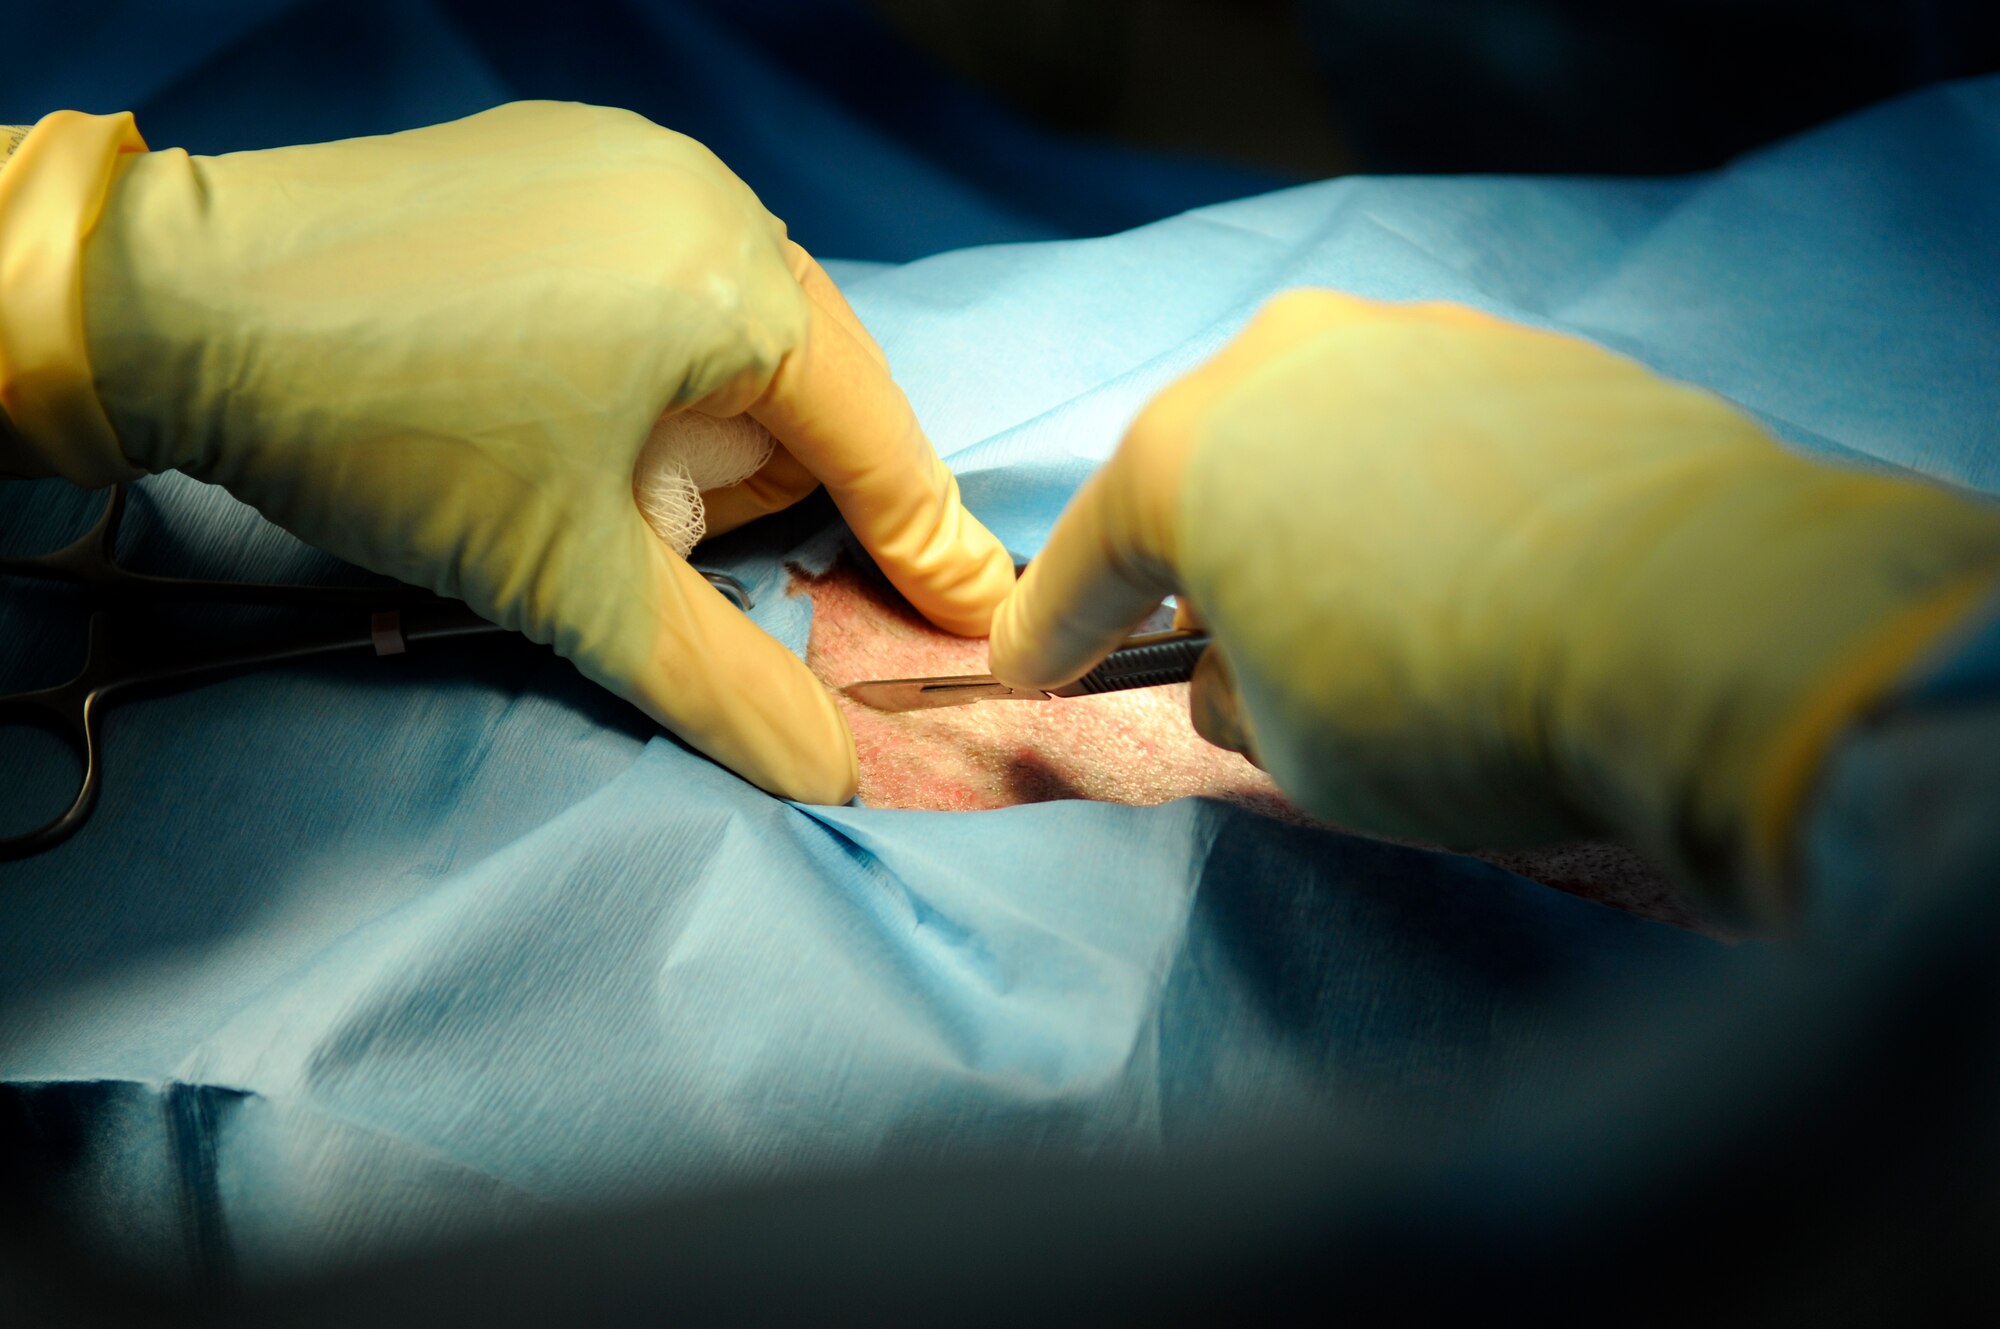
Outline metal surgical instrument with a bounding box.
[0,485,754,860]
[842,628,1210,712]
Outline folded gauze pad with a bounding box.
[633,409,778,557]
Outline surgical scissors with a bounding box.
[0,485,753,860]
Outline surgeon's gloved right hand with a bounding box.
[990,292,2000,927]
[0,103,1016,804]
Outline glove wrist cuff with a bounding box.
[1558,462,2000,928]
[0,110,149,485]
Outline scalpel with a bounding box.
[842,629,1209,713]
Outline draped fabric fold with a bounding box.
[2,3,1996,1288]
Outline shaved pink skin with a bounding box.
[799,556,1294,817]
[795,557,1714,936]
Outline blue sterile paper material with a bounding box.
[3,27,1997,1286]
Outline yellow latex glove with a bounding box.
[0,104,1015,804]
[991,292,2000,925]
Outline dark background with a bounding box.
[6,1,1997,261]
[5,3,1999,1321]
[877,0,2000,177]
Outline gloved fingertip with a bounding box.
[986,552,1160,692]
[761,683,860,805]
[915,538,1017,638]
[809,691,863,804]
[628,551,860,805]
[985,585,1048,691]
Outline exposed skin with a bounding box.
[799,553,1296,818]
[793,553,1716,936]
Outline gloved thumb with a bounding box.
[599,534,858,804]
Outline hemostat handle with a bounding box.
[1051,629,1211,697]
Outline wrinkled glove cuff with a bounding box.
[0,109,148,484]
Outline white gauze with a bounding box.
[633,410,777,558]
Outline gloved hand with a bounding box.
[990,292,2000,925]
[0,103,1015,803]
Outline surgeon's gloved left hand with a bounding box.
[0,103,1015,803]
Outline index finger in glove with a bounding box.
[741,251,1015,638]
[988,289,1471,691]
[985,291,1355,691]
[697,243,895,538]
[782,239,890,373]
